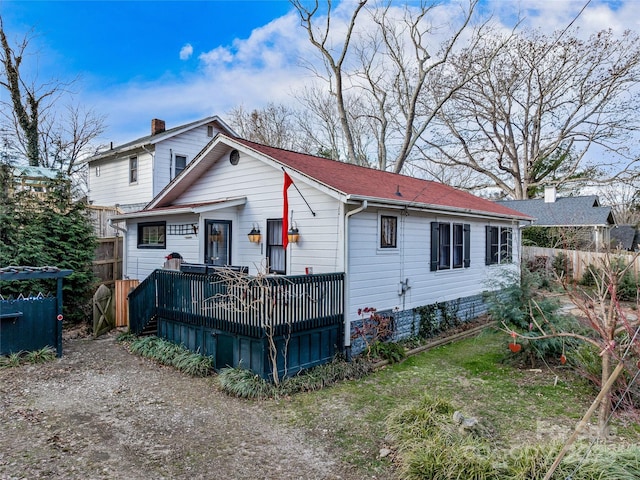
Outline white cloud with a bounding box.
[179,43,193,60]
[89,1,640,146]
[198,45,235,65]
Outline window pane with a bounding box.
[138,222,165,248]
[501,228,512,263]
[130,157,138,183]
[381,216,397,248]
[453,224,463,268]
[206,221,231,266]
[438,223,450,268]
[490,227,499,264]
[175,155,187,178]
[267,219,285,273]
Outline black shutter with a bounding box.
[464,224,471,268]
[485,226,492,265]
[430,222,439,271]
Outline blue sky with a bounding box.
[0,1,637,147]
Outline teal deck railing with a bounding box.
[128,269,344,339]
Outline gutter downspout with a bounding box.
[141,144,155,196]
[343,200,368,360]
[108,218,128,279]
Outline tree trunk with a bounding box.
[598,349,612,438]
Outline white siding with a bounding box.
[89,123,224,208]
[153,125,223,196]
[166,152,343,276]
[88,150,153,209]
[347,209,520,322]
[125,214,200,280]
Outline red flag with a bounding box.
[283,171,294,249]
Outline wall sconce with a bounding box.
[287,226,300,244]
[209,227,221,243]
[248,225,261,243]
[192,224,198,235]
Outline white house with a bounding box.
[84,116,236,214]
[113,134,531,354]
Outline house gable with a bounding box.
[86,117,236,210]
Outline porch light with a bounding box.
[248,226,261,243]
[287,226,300,244]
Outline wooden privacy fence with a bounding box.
[523,246,640,282]
[92,237,123,287]
[128,269,345,379]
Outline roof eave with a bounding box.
[345,194,533,222]
[112,197,247,220]
[82,116,235,164]
[111,206,194,220]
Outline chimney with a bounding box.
[151,118,166,135]
[544,186,557,203]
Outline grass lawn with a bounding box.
[270,327,640,477]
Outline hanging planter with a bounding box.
[508,330,521,352]
[560,340,567,364]
[509,342,522,353]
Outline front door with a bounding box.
[205,220,231,266]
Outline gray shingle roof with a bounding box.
[610,225,640,251]
[497,196,615,227]
[83,116,236,163]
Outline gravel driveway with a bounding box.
[0,332,365,480]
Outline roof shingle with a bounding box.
[235,138,529,220]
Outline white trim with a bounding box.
[346,195,532,222]
[377,212,400,253]
[112,197,247,220]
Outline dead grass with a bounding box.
[272,328,640,477]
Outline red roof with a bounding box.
[235,138,530,219]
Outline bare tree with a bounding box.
[226,103,316,153]
[39,103,106,172]
[0,15,105,180]
[0,16,59,166]
[506,250,640,440]
[599,181,640,226]
[292,0,486,173]
[423,29,640,199]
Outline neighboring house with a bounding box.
[610,225,640,251]
[8,166,60,197]
[84,116,236,215]
[498,187,615,251]
[113,134,531,354]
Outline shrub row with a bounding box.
[120,334,214,377]
[0,347,56,369]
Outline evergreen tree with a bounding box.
[0,170,96,323]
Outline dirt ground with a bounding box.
[0,331,368,480]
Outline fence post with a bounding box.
[56,277,64,357]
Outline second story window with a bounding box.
[174,154,187,179]
[129,156,138,183]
